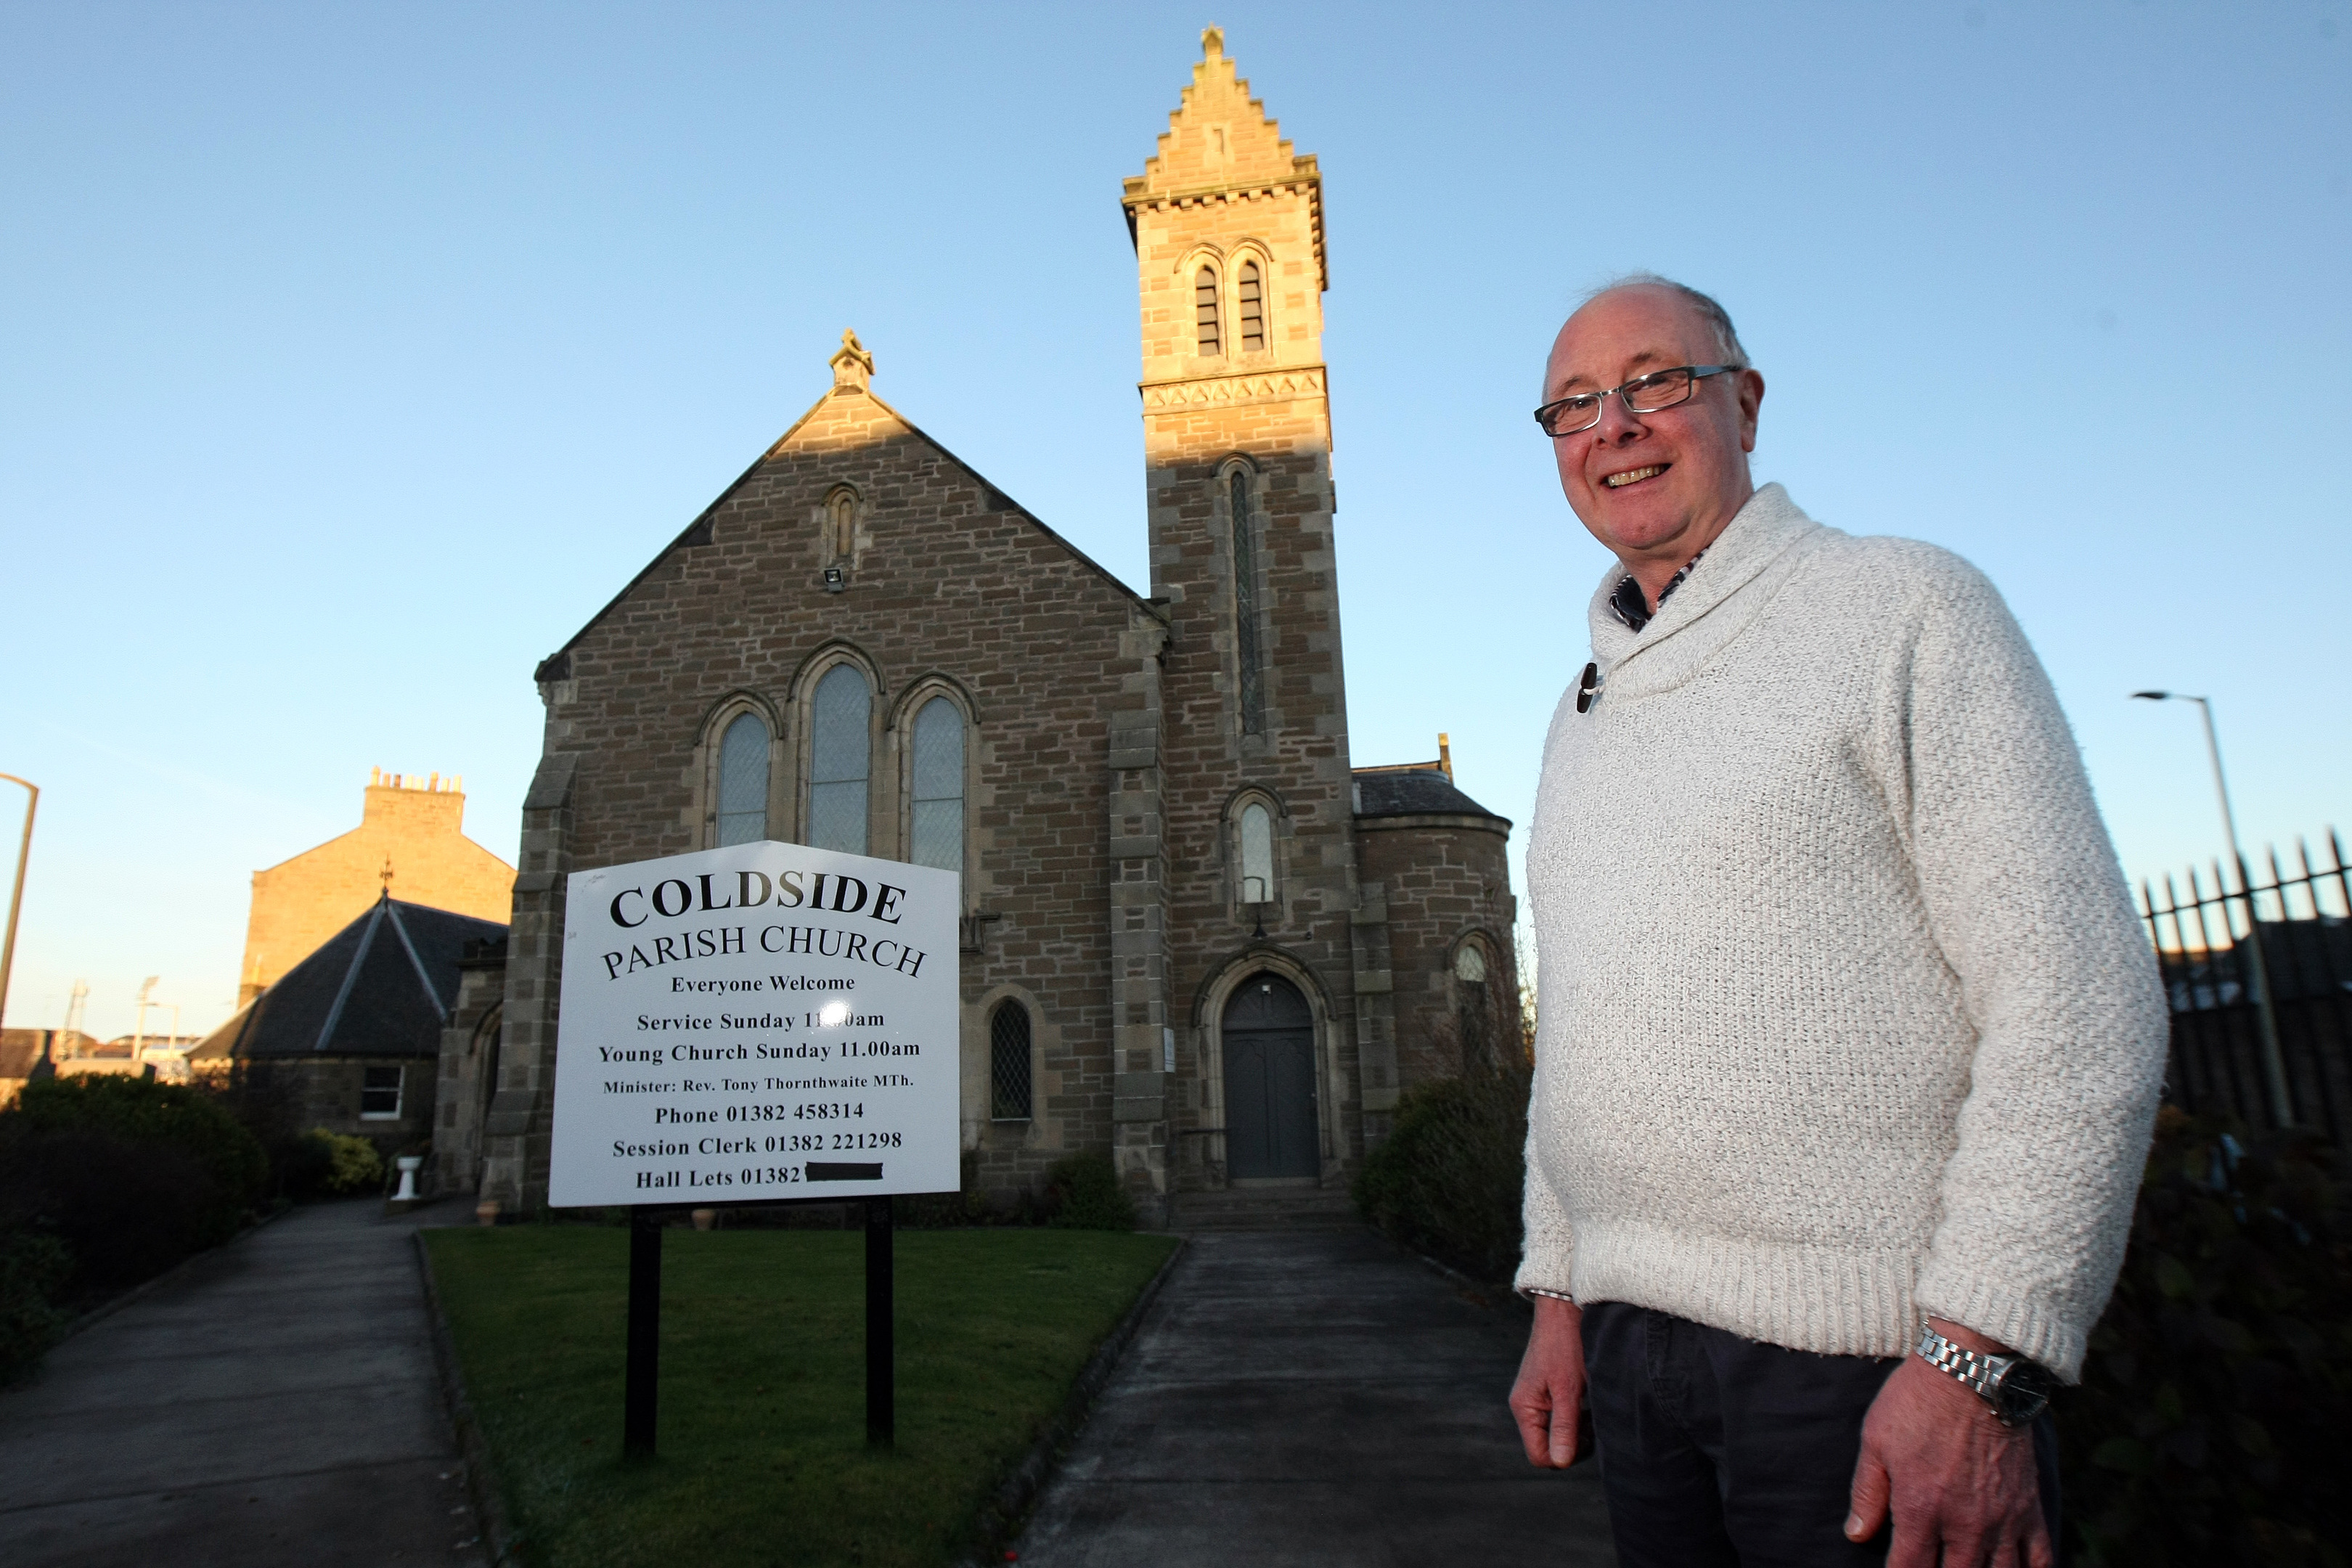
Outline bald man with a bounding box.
[1506,276,2167,1568]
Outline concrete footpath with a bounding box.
[1013,1228,1617,1567]
[0,1197,487,1567]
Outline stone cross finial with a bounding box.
[830,330,875,391]
[1201,24,1223,56]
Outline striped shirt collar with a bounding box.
[1608,549,1707,633]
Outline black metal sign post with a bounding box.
[618,1197,894,1459]
[866,1196,894,1447]
[624,1206,663,1457]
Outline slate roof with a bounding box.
[191,894,506,1060]
[1350,767,1510,826]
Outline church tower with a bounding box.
[1125,30,1365,1194]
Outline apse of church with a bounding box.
[446,30,1516,1223]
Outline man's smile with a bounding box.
[1604,463,1668,489]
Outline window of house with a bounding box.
[361,1064,403,1120]
[1195,266,1221,355]
[1238,801,1274,904]
[989,1001,1033,1121]
[716,712,769,846]
[909,696,965,873]
[1230,467,1264,733]
[1455,944,1487,984]
[809,663,871,854]
[1238,260,1265,351]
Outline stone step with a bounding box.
[1170,1186,1361,1232]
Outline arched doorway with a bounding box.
[1220,973,1318,1179]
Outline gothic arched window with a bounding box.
[1238,259,1265,351]
[808,664,871,854]
[1195,266,1221,355]
[1230,467,1264,734]
[825,487,858,559]
[908,695,965,873]
[715,712,769,846]
[989,1000,1033,1121]
[1238,801,1274,905]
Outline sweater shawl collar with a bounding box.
[1585,481,1829,701]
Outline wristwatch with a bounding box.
[1913,1322,2054,1427]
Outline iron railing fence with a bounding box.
[2141,828,2352,1146]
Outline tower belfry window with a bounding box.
[1196,266,1221,355]
[1230,468,1264,733]
[1238,261,1264,351]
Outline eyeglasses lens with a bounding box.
[1622,369,1696,415]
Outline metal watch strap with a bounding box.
[1914,1322,2007,1401]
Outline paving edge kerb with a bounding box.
[411,1228,1188,1568]
[963,1232,1190,1564]
[415,1232,528,1567]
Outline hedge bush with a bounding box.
[1045,1150,1138,1231]
[1352,1061,1530,1284]
[0,1229,72,1384]
[2057,1108,2351,1566]
[11,1074,267,1244]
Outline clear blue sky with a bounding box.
[4,1,2346,1040]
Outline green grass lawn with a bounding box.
[423,1225,1180,1568]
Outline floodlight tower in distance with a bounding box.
[0,774,35,1032]
[2131,691,2291,1125]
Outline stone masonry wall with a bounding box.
[490,372,1157,1214]
[1354,818,1520,1088]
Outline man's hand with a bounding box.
[1846,1318,2051,1567]
[1509,1294,1591,1468]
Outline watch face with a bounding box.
[1990,1358,2054,1426]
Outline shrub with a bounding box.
[279,1128,385,1197]
[12,1075,266,1244]
[0,1228,73,1384]
[1045,1151,1137,1231]
[2058,1108,2351,1566]
[0,1124,219,1294]
[1352,1061,1530,1285]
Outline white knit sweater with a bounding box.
[1516,483,2168,1382]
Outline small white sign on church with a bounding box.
[549,844,960,1208]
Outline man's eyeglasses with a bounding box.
[1532,364,1742,438]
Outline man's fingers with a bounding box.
[1844,1450,1889,1542]
[1548,1392,1578,1466]
[2024,1512,2057,1568]
[1508,1387,1552,1468]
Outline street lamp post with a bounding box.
[0,775,36,1034]
[2131,692,2292,1127]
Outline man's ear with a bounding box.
[1739,369,1765,453]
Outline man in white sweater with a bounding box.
[1506,277,2168,1567]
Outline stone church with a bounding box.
[437,30,1518,1224]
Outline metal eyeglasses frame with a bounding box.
[1532,364,1743,438]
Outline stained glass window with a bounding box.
[1239,801,1273,904]
[809,664,870,854]
[910,696,964,873]
[716,712,769,846]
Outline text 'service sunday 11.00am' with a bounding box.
[548,842,961,1207]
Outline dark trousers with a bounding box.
[1580,1302,2062,1567]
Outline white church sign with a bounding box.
[549,844,960,1207]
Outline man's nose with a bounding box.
[1593,390,1648,444]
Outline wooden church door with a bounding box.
[1220,974,1318,1179]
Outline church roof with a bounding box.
[532,332,1156,685]
[192,894,505,1060]
[1351,766,1510,828]
[1123,28,1326,289]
